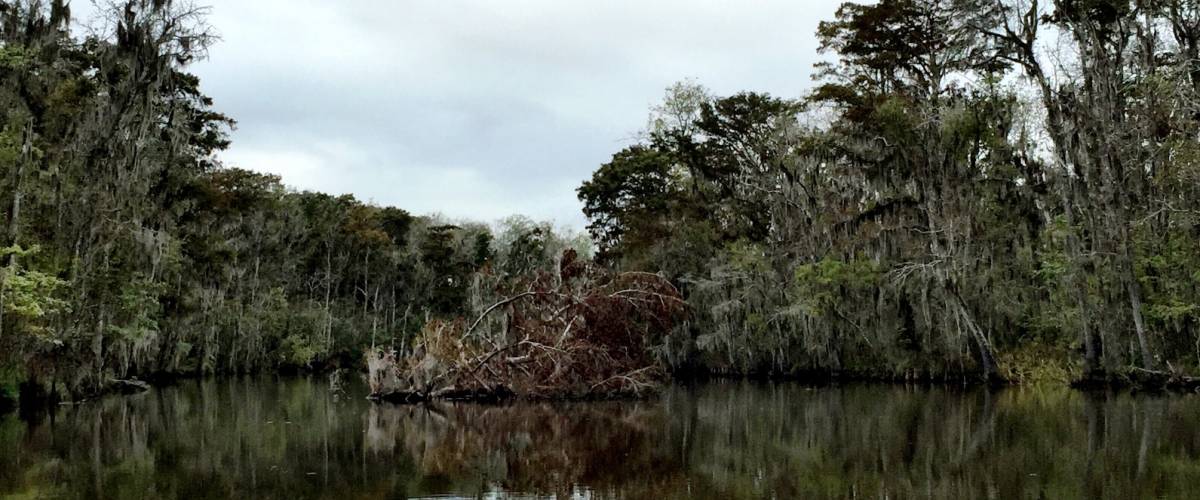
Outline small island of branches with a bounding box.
[366,250,685,402]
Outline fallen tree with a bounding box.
[367,250,685,401]
[1073,366,1200,392]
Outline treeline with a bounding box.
[580,0,1200,383]
[6,0,1200,403]
[0,0,588,402]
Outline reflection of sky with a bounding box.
[74,0,843,228]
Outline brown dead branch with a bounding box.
[368,250,685,401]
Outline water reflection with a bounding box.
[2,377,1199,499]
[365,400,680,498]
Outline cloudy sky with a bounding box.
[89,0,846,228]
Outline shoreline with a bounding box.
[6,365,1197,416]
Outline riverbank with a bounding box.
[367,357,1200,405]
[0,358,354,414]
[4,355,1197,415]
[365,363,1200,406]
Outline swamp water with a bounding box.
[1,377,1199,499]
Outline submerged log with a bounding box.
[107,378,151,394]
[1126,368,1200,391]
[1073,367,1200,392]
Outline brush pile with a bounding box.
[367,250,685,401]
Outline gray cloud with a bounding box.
[80,0,846,228]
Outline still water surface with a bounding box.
[2,377,1199,499]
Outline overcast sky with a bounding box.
[86,0,845,228]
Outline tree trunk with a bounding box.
[324,245,333,351]
[953,292,997,381]
[1063,189,1103,373]
[1127,267,1154,369]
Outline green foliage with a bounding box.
[0,268,65,324]
[419,224,469,317]
[577,145,677,260]
[0,124,22,166]
[0,44,28,70]
[280,334,321,368]
[107,276,164,343]
[578,0,1200,381]
[793,258,881,316]
[471,232,493,267]
[0,246,66,338]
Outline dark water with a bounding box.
[2,378,1200,499]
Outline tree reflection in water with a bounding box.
[365,401,683,497]
[2,377,1200,499]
